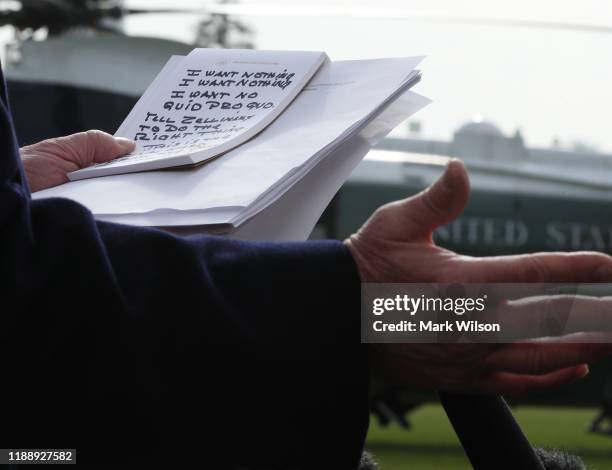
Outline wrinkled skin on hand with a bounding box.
[346,159,612,395]
[20,130,612,395]
[21,130,135,192]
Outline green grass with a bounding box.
[366,405,612,470]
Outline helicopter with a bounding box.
[0,0,253,144]
[2,0,612,442]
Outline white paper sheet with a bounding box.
[164,90,431,241]
[68,49,327,179]
[35,57,425,229]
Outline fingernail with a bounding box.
[115,137,136,152]
[579,364,590,378]
[440,159,457,187]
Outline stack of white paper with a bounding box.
[34,56,430,241]
[69,49,330,179]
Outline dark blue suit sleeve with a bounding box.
[0,68,368,468]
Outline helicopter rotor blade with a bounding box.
[123,8,202,15]
[4,2,611,35]
[125,2,612,35]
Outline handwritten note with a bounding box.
[130,66,296,157]
[67,49,326,180]
[69,49,325,179]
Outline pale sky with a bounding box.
[11,1,612,152]
[123,1,612,153]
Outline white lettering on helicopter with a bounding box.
[435,217,612,252]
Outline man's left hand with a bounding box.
[21,130,135,192]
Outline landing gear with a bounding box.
[589,407,612,436]
[588,378,612,436]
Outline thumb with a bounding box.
[397,158,470,241]
[59,130,135,167]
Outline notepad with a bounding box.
[37,54,429,240]
[68,48,328,180]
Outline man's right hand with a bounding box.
[345,159,612,395]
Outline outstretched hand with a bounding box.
[21,130,135,192]
[346,159,612,394]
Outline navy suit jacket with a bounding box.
[0,67,368,468]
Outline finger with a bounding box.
[476,364,589,395]
[81,130,135,165]
[55,130,135,168]
[460,251,612,282]
[484,341,612,375]
[524,331,612,343]
[501,295,612,339]
[383,159,470,241]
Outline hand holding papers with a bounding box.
[69,49,328,180]
[35,52,430,241]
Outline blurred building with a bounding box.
[331,120,612,255]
